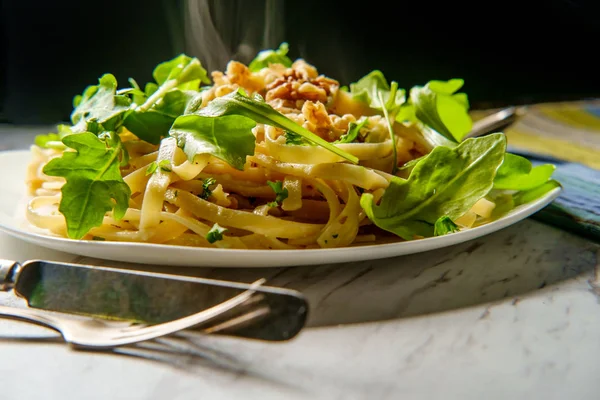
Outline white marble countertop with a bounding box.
[1,126,599,400]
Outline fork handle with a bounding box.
[0,260,21,292]
[0,305,62,334]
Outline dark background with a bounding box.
[1,0,600,125]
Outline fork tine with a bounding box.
[67,278,267,349]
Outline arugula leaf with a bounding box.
[494,153,556,190]
[396,103,416,123]
[123,110,175,145]
[152,54,211,88]
[124,89,197,145]
[397,155,425,177]
[248,42,293,72]
[170,114,257,170]
[266,180,289,207]
[206,223,227,243]
[193,90,359,164]
[157,90,196,118]
[378,91,399,174]
[128,77,141,90]
[349,71,404,173]
[513,179,562,206]
[349,70,405,113]
[137,54,210,113]
[42,132,131,239]
[360,133,506,240]
[408,79,472,142]
[200,177,217,200]
[434,216,460,236]
[145,82,158,97]
[71,74,132,133]
[35,133,62,149]
[335,118,368,144]
[123,55,208,144]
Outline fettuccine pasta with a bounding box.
[25,44,556,250]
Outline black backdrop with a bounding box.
[2,0,600,124]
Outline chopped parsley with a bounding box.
[284,131,311,145]
[266,180,289,207]
[206,223,227,243]
[146,159,172,175]
[200,177,217,200]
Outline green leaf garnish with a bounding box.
[248,42,293,72]
[192,90,359,164]
[170,114,257,170]
[494,153,556,191]
[408,79,473,142]
[349,71,404,173]
[434,216,460,236]
[34,133,61,149]
[146,159,172,175]
[71,74,132,133]
[42,132,131,239]
[513,179,562,206]
[360,133,506,240]
[145,162,158,175]
[35,124,76,148]
[266,180,289,207]
[200,177,217,200]
[125,90,197,144]
[152,54,211,89]
[123,56,210,143]
[123,110,175,145]
[334,118,368,144]
[349,70,405,113]
[206,223,227,243]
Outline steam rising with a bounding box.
[183,0,285,72]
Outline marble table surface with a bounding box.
[1,126,599,400]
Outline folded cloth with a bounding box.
[478,100,600,242]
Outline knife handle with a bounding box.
[0,260,22,292]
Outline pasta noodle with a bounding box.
[24,50,516,250]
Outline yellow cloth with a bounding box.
[471,100,600,170]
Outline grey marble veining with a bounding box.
[8,218,590,328]
[0,217,599,399]
[1,124,600,399]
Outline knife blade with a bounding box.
[0,259,308,341]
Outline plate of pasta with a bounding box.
[0,44,562,267]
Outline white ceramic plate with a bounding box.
[0,150,561,268]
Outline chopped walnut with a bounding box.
[268,98,299,114]
[264,59,339,106]
[211,71,228,86]
[224,61,264,93]
[297,82,328,103]
[257,63,287,86]
[210,61,265,95]
[291,59,318,80]
[302,101,336,140]
[312,75,339,97]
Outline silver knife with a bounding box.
[0,259,308,341]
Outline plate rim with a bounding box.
[0,149,562,267]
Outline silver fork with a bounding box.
[0,278,265,350]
